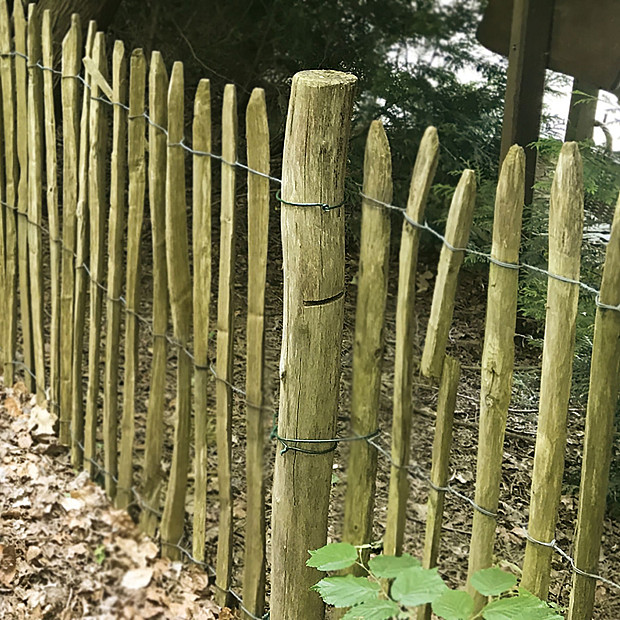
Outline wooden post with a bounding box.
[466,145,525,611]
[242,87,270,619]
[191,78,212,562]
[102,40,128,498]
[384,126,439,557]
[418,356,460,620]
[42,10,60,419]
[27,4,46,405]
[160,61,192,559]
[499,0,554,205]
[70,21,96,468]
[421,170,476,379]
[567,191,620,620]
[139,50,169,536]
[14,0,33,392]
[521,142,584,598]
[0,0,18,386]
[117,48,147,508]
[59,15,82,446]
[214,83,238,607]
[342,120,392,560]
[565,78,598,143]
[84,32,108,476]
[270,70,357,620]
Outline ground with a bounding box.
[0,382,237,620]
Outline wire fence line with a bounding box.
[1,46,619,610]
[2,48,618,312]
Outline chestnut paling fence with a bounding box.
[0,3,619,620]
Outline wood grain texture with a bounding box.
[70,20,96,468]
[117,48,147,508]
[568,191,620,620]
[160,62,192,559]
[27,4,46,405]
[191,78,212,562]
[84,32,109,476]
[342,120,392,561]
[140,50,169,536]
[421,169,476,379]
[0,0,18,385]
[215,83,238,607]
[242,87,270,619]
[384,126,439,557]
[59,15,82,446]
[522,142,584,599]
[270,70,357,620]
[466,145,525,610]
[14,0,33,392]
[102,40,127,498]
[42,10,60,419]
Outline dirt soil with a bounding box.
[0,381,238,620]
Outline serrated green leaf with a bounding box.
[391,566,448,607]
[470,568,517,596]
[482,593,564,620]
[432,589,475,620]
[368,554,421,579]
[342,598,401,619]
[307,543,358,571]
[311,575,380,607]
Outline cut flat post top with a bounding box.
[270,69,357,620]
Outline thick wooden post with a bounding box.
[565,78,598,143]
[466,146,525,611]
[521,142,583,598]
[567,192,620,619]
[341,120,392,559]
[499,0,554,205]
[270,70,356,620]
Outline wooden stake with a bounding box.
[191,78,212,562]
[418,356,460,620]
[70,21,96,468]
[84,32,109,476]
[14,0,33,392]
[342,120,392,559]
[59,15,82,446]
[42,10,60,419]
[242,87,270,619]
[466,145,525,610]
[117,48,147,508]
[102,40,128,498]
[0,0,18,386]
[214,83,238,607]
[568,191,620,620]
[140,50,169,536]
[270,70,357,620]
[522,142,584,598]
[384,126,439,557]
[421,170,476,379]
[160,61,192,559]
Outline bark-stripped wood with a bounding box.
[384,127,439,556]
[270,70,357,620]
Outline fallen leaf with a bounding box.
[28,405,57,436]
[3,396,22,417]
[60,496,85,512]
[0,544,17,585]
[121,567,154,590]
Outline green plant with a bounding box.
[308,543,563,619]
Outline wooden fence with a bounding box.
[0,3,619,620]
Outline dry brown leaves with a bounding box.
[0,382,237,619]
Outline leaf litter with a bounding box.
[0,381,237,619]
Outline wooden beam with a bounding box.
[500,0,555,204]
